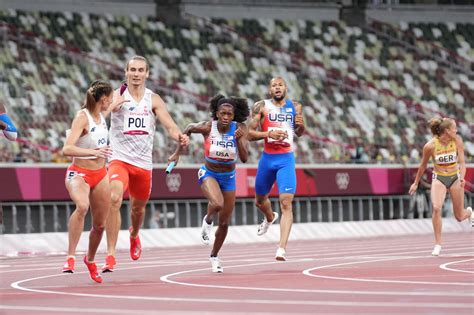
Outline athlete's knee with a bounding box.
[280,197,293,211]
[75,201,90,216]
[91,224,105,236]
[431,205,442,216]
[453,210,465,222]
[110,191,123,208]
[255,196,267,209]
[209,200,224,212]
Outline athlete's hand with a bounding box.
[110,96,129,112]
[269,129,288,141]
[178,134,189,147]
[235,125,245,139]
[168,152,180,165]
[295,114,304,126]
[408,183,418,195]
[93,146,112,158]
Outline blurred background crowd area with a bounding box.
[0,0,472,164]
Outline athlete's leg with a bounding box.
[255,155,277,222]
[210,190,235,257]
[449,179,471,222]
[65,176,91,257]
[106,180,124,257]
[87,176,110,262]
[200,177,224,224]
[430,179,447,246]
[129,196,148,237]
[278,193,294,249]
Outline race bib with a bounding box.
[123,112,149,135]
[267,126,292,147]
[66,170,84,181]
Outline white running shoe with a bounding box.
[275,247,286,261]
[431,244,442,256]
[468,207,473,227]
[257,212,279,236]
[209,256,223,273]
[200,215,213,245]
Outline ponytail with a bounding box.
[83,80,113,112]
[428,116,454,137]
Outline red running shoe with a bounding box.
[101,255,116,273]
[129,227,142,261]
[62,257,75,273]
[83,256,102,283]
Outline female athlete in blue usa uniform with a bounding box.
[169,94,249,273]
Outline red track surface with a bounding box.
[1,232,473,314]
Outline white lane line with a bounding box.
[440,258,474,274]
[302,256,473,286]
[9,272,474,309]
[0,305,210,314]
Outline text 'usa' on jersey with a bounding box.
[262,99,295,154]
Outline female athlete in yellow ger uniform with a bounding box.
[409,117,473,256]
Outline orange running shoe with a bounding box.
[83,256,102,283]
[62,257,75,273]
[129,227,142,261]
[101,255,116,273]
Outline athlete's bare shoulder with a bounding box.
[251,100,265,116]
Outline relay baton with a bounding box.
[166,161,176,174]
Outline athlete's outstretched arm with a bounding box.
[409,141,434,195]
[152,94,189,147]
[293,101,305,137]
[102,90,129,117]
[168,121,210,165]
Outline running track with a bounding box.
[1,233,473,314]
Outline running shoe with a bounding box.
[101,255,116,273]
[431,244,442,256]
[200,215,213,245]
[209,256,223,273]
[62,256,75,273]
[275,247,286,261]
[468,207,473,227]
[257,212,279,236]
[83,256,102,283]
[129,227,142,261]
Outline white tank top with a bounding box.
[109,87,156,170]
[66,109,108,160]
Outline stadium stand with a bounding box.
[0,9,472,164]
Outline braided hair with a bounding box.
[83,80,113,112]
[209,94,249,123]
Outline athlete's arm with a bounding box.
[236,123,249,163]
[102,90,128,117]
[152,94,189,147]
[168,121,210,165]
[409,141,434,195]
[455,135,466,187]
[247,101,268,141]
[62,111,111,158]
[293,101,305,137]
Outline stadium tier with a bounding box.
[0,10,472,164]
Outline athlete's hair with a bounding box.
[428,116,454,137]
[83,80,113,112]
[125,55,149,71]
[209,94,249,123]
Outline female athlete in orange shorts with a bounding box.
[61,80,127,283]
